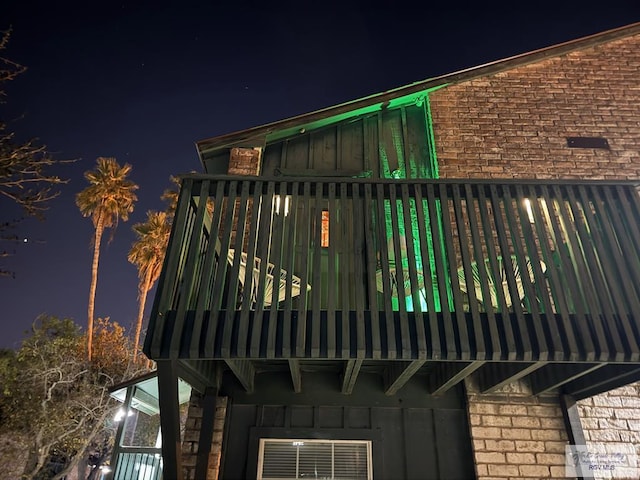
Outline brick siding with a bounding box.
[466,377,572,479]
[578,384,640,474]
[430,33,640,181]
[181,393,228,480]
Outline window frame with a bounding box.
[256,438,373,480]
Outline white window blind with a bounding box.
[258,439,372,480]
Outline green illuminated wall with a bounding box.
[377,91,451,312]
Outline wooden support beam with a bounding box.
[195,386,219,480]
[560,394,588,479]
[177,360,216,394]
[225,359,255,393]
[288,359,302,393]
[428,361,485,396]
[529,363,605,395]
[384,360,425,396]
[476,362,546,394]
[563,365,640,400]
[341,359,363,394]
[157,360,184,480]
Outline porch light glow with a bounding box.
[524,198,535,223]
[273,194,290,216]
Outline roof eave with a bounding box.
[195,21,640,166]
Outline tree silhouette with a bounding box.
[76,157,137,360]
[128,210,171,361]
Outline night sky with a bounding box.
[1,1,639,350]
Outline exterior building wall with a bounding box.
[466,378,571,479]
[578,384,640,459]
[176,29,640,480]
[181,393,228,480]
[429,31,640,479]
[429,33,640,180]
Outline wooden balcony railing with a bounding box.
[145,176,640,363]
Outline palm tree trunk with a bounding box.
[133,268,153,361]
[87,216,104,361]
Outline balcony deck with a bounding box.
[144,176,640,398]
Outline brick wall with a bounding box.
[466,378,571,479]
[578,384,640,470]
[430,33,640,181]
[430,31,640,480]
[226,147,261,251]
[181,393,228,480]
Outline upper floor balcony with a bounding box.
[145,175,640,370]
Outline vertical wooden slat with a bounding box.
[206,181,238,357]
[516,185,563,361]
[400,106,410,177]
[200,181,227,357]
[336,124,342,171]
[611,186,640,293]
[401,183,426,359]
[589,186,640,360]
[540,185,593,361]
[528,185,572,316]
[452,183,485,360]
[340,182,352,358]
[221,181,251,357]
[489,184,529,360]
[439,183,470,360]
[249,182,276,357]
[352,183,367,358]
[149,178,194,358]
[502,185,547,361]
[376,183,395,359]
[311,182,324,357]
[389,183,410,359]
[327,182,337,358]
[364,184,382,359]
[426,183,456,359]
[413,184,440,360]
[478,185,514,359]
[526,185,575,361]
[569,186,623,361]
[567,186,620,358]
[610,187,640,350]
[553,185,607,361]
[463,183,498,360]
[281,182,300,358]
[237,181,264,357]
[172,180,211,357]
[266,182,287,358]
[295,182,312,357]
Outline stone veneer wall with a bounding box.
[466,377,572,479]
[181,393,228,480]
[578,383,640,463]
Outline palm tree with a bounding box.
[128,211,171,360]
[161,175,181,217]
[76,157,138,360]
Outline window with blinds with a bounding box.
[257,439,372,480]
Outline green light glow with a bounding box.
[379,89,453,313]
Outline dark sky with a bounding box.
[1,1,639,349]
